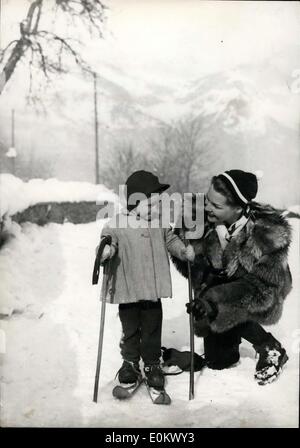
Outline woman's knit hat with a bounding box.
[218,169,262,206]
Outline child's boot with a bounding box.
[118,360,141,384]
[144,363,165,390]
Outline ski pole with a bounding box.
[184,235,195,400]
[187,258,195,400]
[93,287,107,403]
[92,235,112,403]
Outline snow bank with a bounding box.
[0,174,119,219]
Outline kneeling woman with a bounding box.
[173,170,292,385]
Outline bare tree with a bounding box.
[149,124,178,187]
[172,116,212,193]
[0,0,107,95]
[173,117,201,192]
[101,118,213,195]
[150,118,212,194]
[102,142,149,192]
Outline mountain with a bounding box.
[0,55,299,207]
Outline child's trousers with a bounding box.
[118,300,162,365]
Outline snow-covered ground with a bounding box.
[0,217,299,428]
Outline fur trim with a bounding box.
[172,208,293,334]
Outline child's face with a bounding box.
[135,195,161,221]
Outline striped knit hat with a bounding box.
[218,170,259,206]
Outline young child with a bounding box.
[98,170,195,390]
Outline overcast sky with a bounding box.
[0,1,299,206]
[92,0,300,85]
[1,0,300,89]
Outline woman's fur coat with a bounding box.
[172,204,293,334]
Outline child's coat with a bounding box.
[100,210,186,304]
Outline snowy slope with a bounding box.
[0,218,299,427]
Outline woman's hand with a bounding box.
[186,298,218,321]
[186,299,212,338]
[186,299,206,319]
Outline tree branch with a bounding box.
[0,0,106,95]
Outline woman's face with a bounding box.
[205,185,242,225]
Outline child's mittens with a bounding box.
[95,243,115,264]
[180,244,195,262]
[100,244,115,264]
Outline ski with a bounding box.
[112,374,171,405]
[112,376,144,400]
[144,381,171,405]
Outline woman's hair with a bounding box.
[211,175,244,208]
